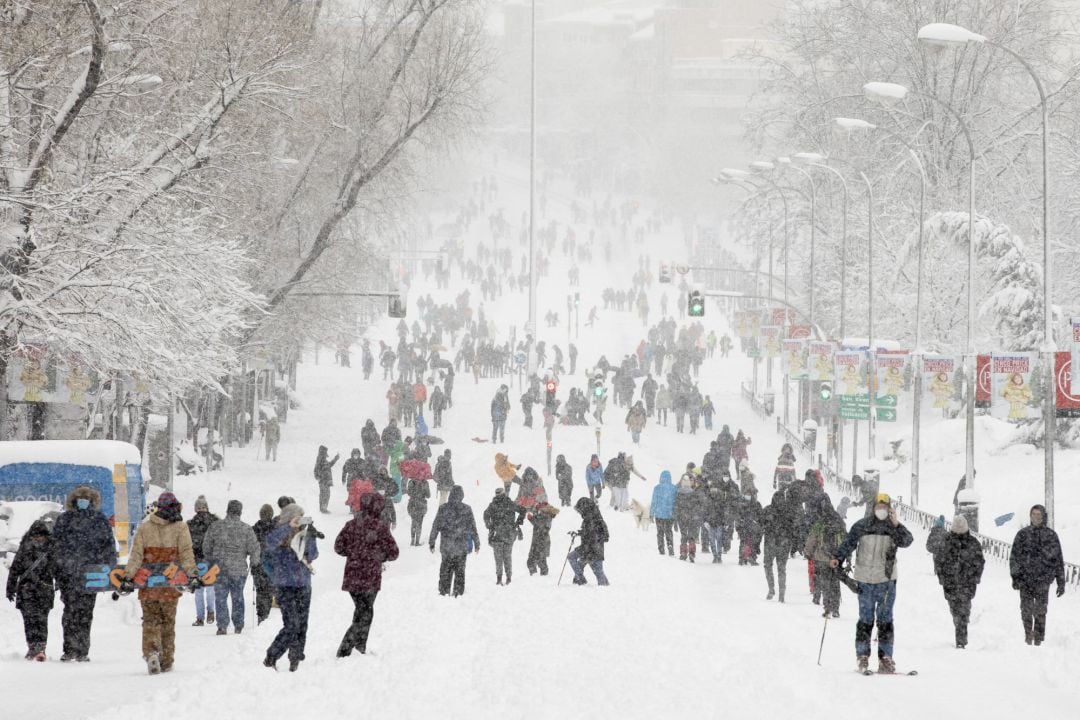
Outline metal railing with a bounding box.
[741,381,768,419]
[740,388,1080,588]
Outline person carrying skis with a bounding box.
[526,503,559,576]
[50,485,115,662]
[830,493,914,674]
[334,492,399,658]
[933,515,984,648]
[483,488,526,585]
[649,470,677,556]
[263,504,318,672]
[429,486,482,597]
[555,454,573,507]
[122,492,198,674]
[5,520,57,661]
[1009,504,1065,646]
[568,497,610,586]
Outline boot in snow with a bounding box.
[877,656,896,674]
[857,656,869,674]
[146,652,162,675]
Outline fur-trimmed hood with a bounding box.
[65,485,101,511]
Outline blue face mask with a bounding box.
[76,498,91,510]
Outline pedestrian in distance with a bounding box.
[761,489,798,602]
[335,493,399,657]
[202,500,261,635]
[494,452,520,496]
[429,486,482,597]
[122,492,198,674]
[5,520,57,661]
[555,454,573,507]
[251,504,276,625]
[830,493,914,674]
[187,495,219,626]
[314,446,341,514]
[434,449,454,505]
[568,498,610,585]
[264,416,281,461]
[649,470,677,556]
[490,384,511,442]
[585,454,604,502]
[483,488,525,585]
[50,486,116,662]
[1009,504,1065,646]
[406,475,431,546]
[674,473,705,562]
[933,515,984,648]
[263,504,318,672]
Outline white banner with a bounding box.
[991,352,1040,421]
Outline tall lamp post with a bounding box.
[917,22,1055,523]
[864,79,978,493]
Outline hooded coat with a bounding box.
[584,456,604,488]
[51,487,116,587]
[5,521,56,611]
[126,511,198,600]
[429,486,480,556]
[494,453,518,483]
[555,456,573,499]
[934,530,985,596]
[1010,505,1065,590]
[573,498,609,563]
[649,471,677,520]
[483,493,525,544]
[335,493,399,593]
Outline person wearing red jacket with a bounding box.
[334,493,399,657]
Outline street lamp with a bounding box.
[793,152,849,340]
[835,116,931,506]
[918,23,1056,523]
[865,79,978,491]
[749,160,791,309]
[777,157,817,328]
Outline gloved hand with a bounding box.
[1057,583,1065,598]
[189,576,204,592]
[119,579,136,595]
[1012,578,1020,591]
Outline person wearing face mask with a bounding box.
[830,493,913,674]
[1009,505,1065,646]
[51,485,117,662]
[5,520,57,661]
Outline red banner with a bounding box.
[788,324,812,339]
[1055,351,1080,417]
[770,308,793,326]
[976,354,991,408]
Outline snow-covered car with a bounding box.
[0,500,63,566]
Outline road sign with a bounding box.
[876,407,897,422]
[839,394,870,420]
[875,394,898,408]
[514,352,527,367]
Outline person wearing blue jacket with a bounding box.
[263,504,318,672]
[649,471,677,556]
[585,454,604,501]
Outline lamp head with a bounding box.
[917,23,986,48]
[835,117,877,131]
[863,82,909,105]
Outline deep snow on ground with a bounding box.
[1,161,1077,719]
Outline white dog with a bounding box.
[628,499,652,531]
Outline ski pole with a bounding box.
[817,614,828,666]
[557,532,577,586]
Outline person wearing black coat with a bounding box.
[761,490,798,601]
[406,478,431,546]
[568,497,609,585]
[434,450,454,505]
[933,515,985,648]
[555,455,573,507]
[314,446,340,514]
[341,449,365,486]
[428,486,481,597]
[483,489,525,585]
[251,504,276,625]
[736,490,763,566]
[5,520,57,660]
[527,505,558,575]
[51,486,116,661]
[674,481,706,562]
[1009,504,1066,646]
[361,420,382,459]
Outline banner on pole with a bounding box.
[1070,318,1080,394]
[922,354,959,410]
[735,309,762,339]
[788,324,812,340]
[770,308,794,326]
[782,339,808,379]
[1054,351,1080,417]
[808,341,835,382]
[761,326,782,358]
[836,350,869,420]
[975,354,991,408]
[991,352,1040,421]
[874,353,908,420]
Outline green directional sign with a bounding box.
[876,407,897,422]
[839,394,870,420]
[875,394,898,408]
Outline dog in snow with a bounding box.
[628,499,652,531]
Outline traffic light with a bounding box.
[687,290,705,317]
[574,292,580,307]
[819,381,833,401]
[659,264,672,284]
[387,294,407,318]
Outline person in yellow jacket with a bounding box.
[493,453,520,495]
[122,492,199,675]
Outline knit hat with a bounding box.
[951,515,969,534]
[494,487,505,495]
[156,492,183,522]
[194,495,209,512]
[277,496,293,509]
[933,514,946,528]
[260,504,274,522]
[226,500,243,517]
[278,503,304,526]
